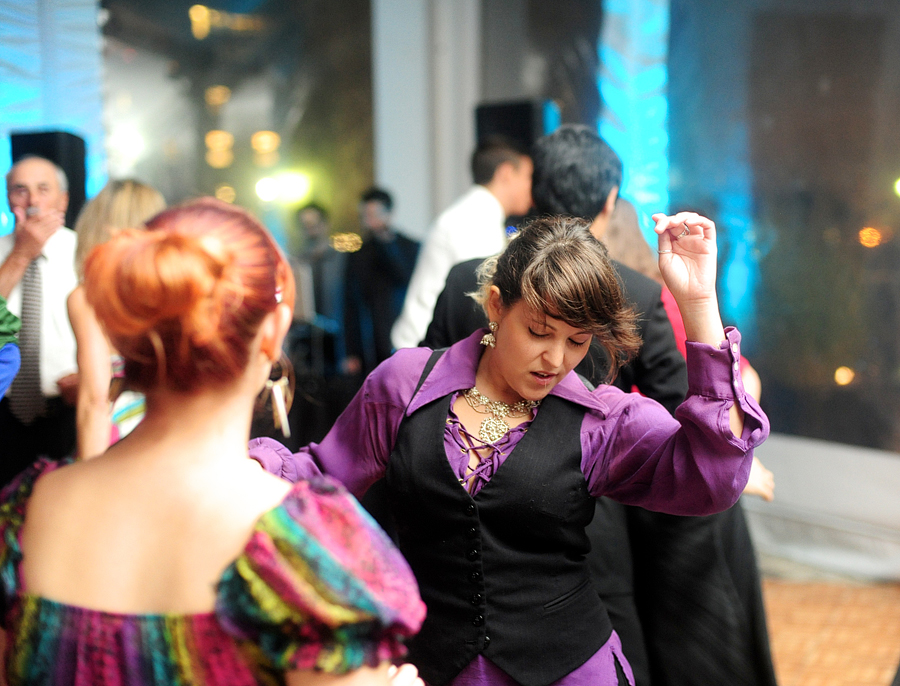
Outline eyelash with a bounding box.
[529,327,589,347]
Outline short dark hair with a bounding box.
[531,124,622,220]
[471,136,529,186]
[360,187,393,212]
[297,202,328,222]
[475,215,640,381]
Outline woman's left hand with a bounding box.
[652,211,718,310]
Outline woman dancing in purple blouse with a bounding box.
[252,212,770,686]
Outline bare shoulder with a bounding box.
[24,459,95,530]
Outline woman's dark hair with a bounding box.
[476,215,641,381]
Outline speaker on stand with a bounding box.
[474,99,561,150]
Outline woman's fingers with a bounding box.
[388,664,423,686]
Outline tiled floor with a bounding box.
[762,563,900,686]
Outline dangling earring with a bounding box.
[480,321,498,348]
[257,352,295,438]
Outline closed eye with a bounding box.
[528,327,549,338]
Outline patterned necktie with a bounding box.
[8,259,45,424]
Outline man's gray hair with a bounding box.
[5,155,69,193]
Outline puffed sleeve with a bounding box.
[216,475,426,674]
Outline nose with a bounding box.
[543,339,565,369]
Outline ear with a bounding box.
[58,190,70,214]
[493,160,515,185]
[485,285,504,323]
[589,186,620,241]
[259,303,293,360]
[603,186,619,218]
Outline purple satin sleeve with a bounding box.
[249,347,435,496]
[581,327,769,515]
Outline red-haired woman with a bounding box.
[0,199,425,685]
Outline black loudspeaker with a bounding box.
[10,130,86,229]
[475,100,559,151]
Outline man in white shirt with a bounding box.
[390,138,533,350]
[0,155,78,484]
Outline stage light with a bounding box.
[256,177,279,202]
[858,227,883,248]
[277,172,312,203]
[834,366,855,386]
[894,177,900,197]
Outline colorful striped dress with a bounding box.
[0,459,426,685]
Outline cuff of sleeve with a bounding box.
[685,326,745,400]
[249,437,302,483]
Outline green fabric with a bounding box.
[0,296,20,347]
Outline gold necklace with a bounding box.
[463,387,540,443]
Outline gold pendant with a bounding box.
[479,416,510,444]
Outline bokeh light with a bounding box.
[858,227,883,248]
[251,130,280,153]
[205,149,233,169]
[215,184,236,203]
[277,172,312,203]
[255,177,279,202]
[205,85,231,110]
[332,232,363,253]
[189,5,210,39]
[205,130,233,150]
[834,366,855,386]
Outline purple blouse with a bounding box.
[250,327,769,686]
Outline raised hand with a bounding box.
[652,211,725,347]
[652,211,718,310]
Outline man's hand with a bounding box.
[11,206,64,262]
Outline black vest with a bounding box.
[386,356,612,686]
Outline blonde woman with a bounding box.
[67,180,166,459]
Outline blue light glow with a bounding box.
[0,1,106,236]
[599,0,760,346]
[598,0,670,240]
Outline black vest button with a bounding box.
[483,635,491,648]
[469,570,482,583]
[465,504,476,515]
[471,593,483,605]
[466,548,479,560]
[472,615,484,626]
[467,527,478,538]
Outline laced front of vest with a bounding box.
[445,390,539,495]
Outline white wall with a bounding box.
[371,0,480,240]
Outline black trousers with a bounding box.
[0,396,76,488]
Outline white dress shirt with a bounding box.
[391,186,507,350]
[0,228,78,397]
